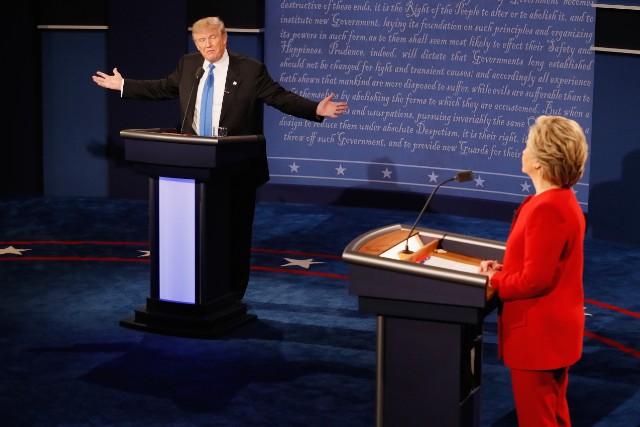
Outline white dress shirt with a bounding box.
[193,50,230,135]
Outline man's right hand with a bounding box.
[92,67,124,90]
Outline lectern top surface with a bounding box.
[120,128,265,146]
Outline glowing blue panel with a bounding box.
[158,177,196,303]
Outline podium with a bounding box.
[119,128,265,338]
[342,224,505,427]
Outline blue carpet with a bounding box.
[0,197,638,426]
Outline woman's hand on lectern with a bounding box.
[478,260,501,300]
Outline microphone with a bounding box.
[179,67,205,134]
[400,170,474,256]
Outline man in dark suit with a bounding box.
[92,16,348,300]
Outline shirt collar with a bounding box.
[204,50,229,69]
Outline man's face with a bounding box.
[194,29,227,63]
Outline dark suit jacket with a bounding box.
[122,51,323,186]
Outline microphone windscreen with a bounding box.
[455,170,474,182]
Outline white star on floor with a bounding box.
[0,246,31,255]
[281,258,325,269]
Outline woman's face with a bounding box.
[521,134,537,177]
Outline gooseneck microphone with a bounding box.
[400,170,474,255]
[180,67,206,134]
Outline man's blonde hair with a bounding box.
[191,16,226,40]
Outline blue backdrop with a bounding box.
[264,1,595,210]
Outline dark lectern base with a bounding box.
[119,293,257,339]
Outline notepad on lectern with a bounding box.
[421,256,480,274]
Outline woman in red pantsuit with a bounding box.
[479,115,589,427]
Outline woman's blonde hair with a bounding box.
[526,115,589,187]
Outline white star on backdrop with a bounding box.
[281,258,325,269]
[138,250,150,257]
[335,164,346,175]
[381,168,392,179]
[0,246,31,255]
[521,181,532,192]
[289,162,300,173]
[428,171,439,182]
[474,176,485,187]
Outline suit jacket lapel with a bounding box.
[220,55,241,124]
[182,54,205,135]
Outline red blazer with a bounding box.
[491,188,585,370]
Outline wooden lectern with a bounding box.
[343,224,505,427]
[119,128,265,338]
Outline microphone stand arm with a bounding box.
[401,177,455,255]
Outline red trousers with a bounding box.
[510,367,571,427]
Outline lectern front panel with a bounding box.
[158,177,196,303]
